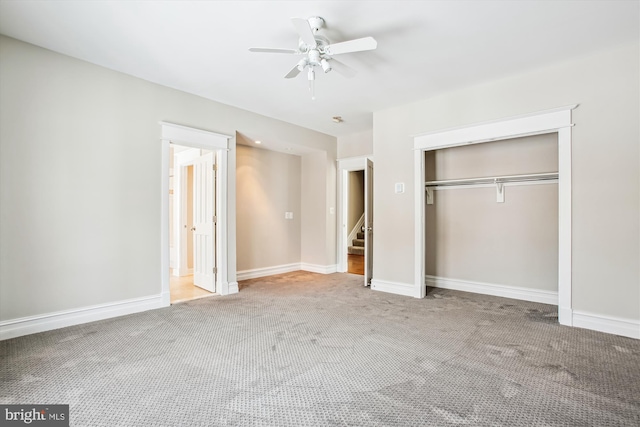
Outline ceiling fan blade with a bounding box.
[325,37,377,55]
[284,64,301,79]
[329,58,357,78]
[249,47,298,54]
[291,17,317,48]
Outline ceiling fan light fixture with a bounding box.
[296,58,308,71]
[320,58,332,73]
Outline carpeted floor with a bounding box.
[1,271,639,426]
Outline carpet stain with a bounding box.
[500,381,523,398]
[526,308,558,324]
[432,407,480,425]
[613,345,632,354]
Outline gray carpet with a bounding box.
[1,271,639,426]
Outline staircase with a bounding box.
[348,231,365,256]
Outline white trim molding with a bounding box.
[413,105,577,150]
[0,295,164,341]
[301,263,338,275]
[371,279,422,298]
[425,275,558,305]
[237,263,301,281]
[159,121,231,150]
[414,104,578,327]
[227,282,239,294]
[572,311,640,340]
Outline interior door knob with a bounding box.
[190,227,196,231]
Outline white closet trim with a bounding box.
[413,105,577,326]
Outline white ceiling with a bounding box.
[0,1,638,137]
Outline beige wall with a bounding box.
[236,143,301,271]
[426,134,558,291]
[337,130,373,159]
[301,152,327,266]
[348,171,365,232]
[374,41,639,321]
[0,36,336,321]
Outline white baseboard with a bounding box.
[236,262,338,282]
[226,282,239,294]
[237,263,301,281]
[572,310,639,339]
[0,294,167,341]
[426,275,558,305]
[172,268,193,277]
[371,279,422,298]
[558,306,573,327]
[301,263,337,275]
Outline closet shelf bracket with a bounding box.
[496,181,505,203]
[426,187,434,205]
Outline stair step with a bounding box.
[348,246,365,256]
[357,232,365,239]
[352,238,365,247]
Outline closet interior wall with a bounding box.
[425,133,559,295]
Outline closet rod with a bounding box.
[425,172,558,187]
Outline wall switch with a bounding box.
[395,182,405,194]
[329,207,335,215]
[285,212,293,219]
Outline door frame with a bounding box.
[160,122,236,305]
[337,156,373,283]
[413,105,577,326]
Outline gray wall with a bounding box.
[236,143,301,271]
[374,41,639,321]
[0,36,336,321]
[426,134,558,291]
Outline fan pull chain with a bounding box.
[308,68,316,100]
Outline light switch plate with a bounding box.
[395,182,405,194]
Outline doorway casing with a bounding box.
[413,105,577,326]
[160,122,237,306]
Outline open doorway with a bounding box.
[337,157,373,285]
[346,170,365,275]
[160,121,235,307]
[169,143,216,303]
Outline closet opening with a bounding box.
[412,105,577,326]
[424,134,559,310]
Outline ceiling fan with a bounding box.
[249,16,377,99]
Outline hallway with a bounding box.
[170,275,215,304]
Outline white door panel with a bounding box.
[193,152,216,292]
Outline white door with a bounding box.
[192,152,216,292]
[364,158,373,286]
